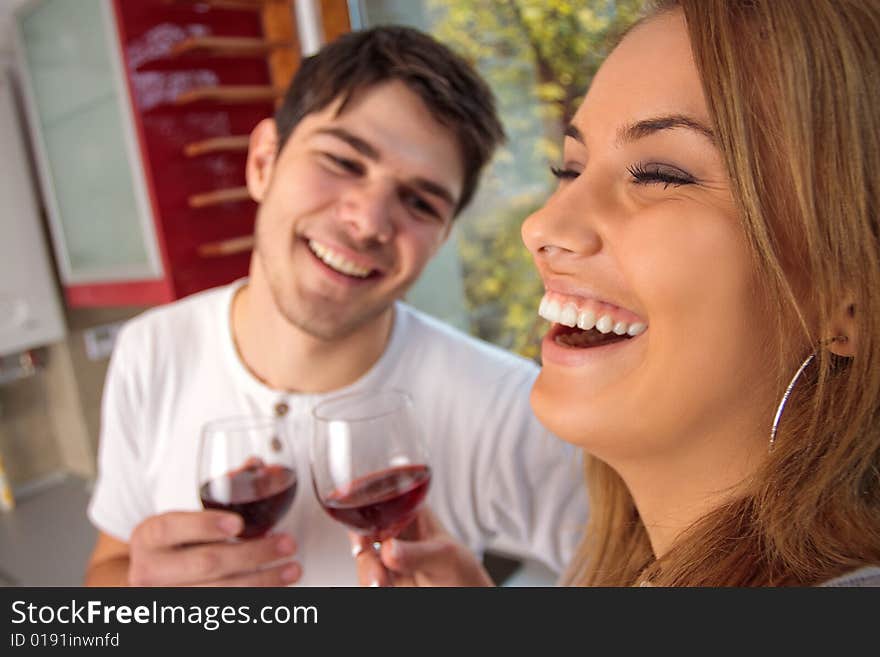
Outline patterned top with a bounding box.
[820,566,880,587]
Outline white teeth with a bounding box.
[537,293,646,338]
[627,322,647,337]
[541,298,562,323]
[538,296,558,323]
[538,296,550,318]
[595,315,614,334]
[308,240,371,278]
[559,303,578,328]
[577,309,596,330]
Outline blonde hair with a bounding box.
[565,0,880,586]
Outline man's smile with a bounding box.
[305,238,384,281]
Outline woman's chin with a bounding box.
[530,370,602,449]
[529,368,653,464]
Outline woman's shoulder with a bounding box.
[818,565,880,587]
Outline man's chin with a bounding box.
[266,274,398,341]
[290,316,359,341]
[280,301,394,342]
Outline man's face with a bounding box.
[247,80,464,340]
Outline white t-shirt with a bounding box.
[88,280,587,586]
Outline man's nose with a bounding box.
[337,182,395,244]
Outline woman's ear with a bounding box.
[246,118,279,203]
[826,299,857,357]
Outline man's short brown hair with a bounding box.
[274,25,505,216]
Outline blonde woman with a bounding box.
[352,0,880,586]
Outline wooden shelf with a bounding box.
[184,135,251,157]
[198,234,255,257]
[169,36,294,58]
[262,0,299,98]
[188,186,252,208]
[320,0,353,44]
[174,85,282,105]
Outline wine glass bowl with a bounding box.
[310,390,431,543]
[198,416,298,539]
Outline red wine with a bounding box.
[200,461,297,539]
[320,464,431,541]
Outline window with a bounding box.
[354,0,646,360]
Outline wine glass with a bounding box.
[310,389,432,549]
[198,415,298,539]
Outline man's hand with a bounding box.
[350,507,493,587]
[123,510,300,586]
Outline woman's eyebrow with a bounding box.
[563,114,715,147]
[616,114,716,144]
[564,124,585,144]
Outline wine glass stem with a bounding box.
[369,540,394,587]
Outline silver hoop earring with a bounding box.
[769,335,848,451]
[768,352,815,452]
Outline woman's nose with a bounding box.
[521,191,603,264]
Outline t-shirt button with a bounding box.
[274,401,289,417]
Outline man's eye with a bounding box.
[322,153,363,175]
[627,162,696,189]
[401,190,439,220]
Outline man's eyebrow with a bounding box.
[410,178,456,208]
[617,114,715,144]
[315,127,380,160]
[315,126,456,208]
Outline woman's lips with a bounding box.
[540,320,646,367]
[538,291,647,336]
[551,322,631,348]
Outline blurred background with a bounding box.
[0,0,643,586]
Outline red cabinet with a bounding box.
[16,0,298,307]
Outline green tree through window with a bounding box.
[362,1,647,360]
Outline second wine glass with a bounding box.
[310,390,432,544]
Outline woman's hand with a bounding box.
[350,507,493,587]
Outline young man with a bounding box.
[85,26,586,586]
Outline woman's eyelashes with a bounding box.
[627,162,696,188]
[549,162,698,188]
[549,164,580,181]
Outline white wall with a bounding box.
[0,0,29,56]
[0,67,66,355]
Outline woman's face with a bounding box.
[523,11,776,464]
